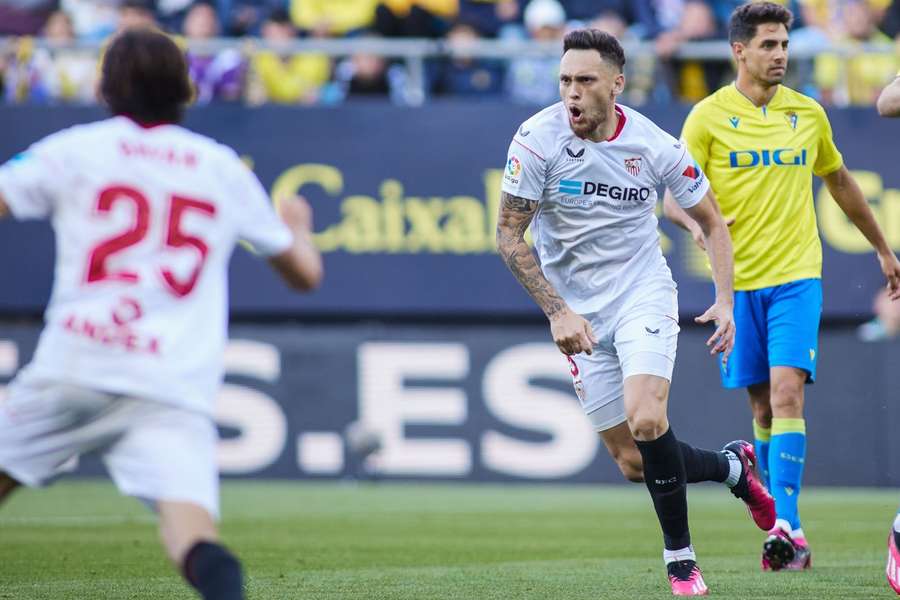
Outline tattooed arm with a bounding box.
[496,191,597,355]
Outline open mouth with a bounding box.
[569,106,584,123]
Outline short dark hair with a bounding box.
[563,29,625,72]
[100,28,192,124]
[120,0,155,11]
[266,7,292,26]
[728,2,793,44]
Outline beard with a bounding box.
[568,98,611,139]
[759,63,787,86]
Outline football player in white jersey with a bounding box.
[0,30,322,600]
[497,29,774,596]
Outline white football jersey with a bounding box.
[0,116,293,415]
[501,102,709,315]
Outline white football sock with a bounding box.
[723,450,741,488]
[774,518,792,534]
[664,545,697,565]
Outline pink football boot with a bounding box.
[723,440,776,531]
[886,528,900,594]
[667,560,709,596]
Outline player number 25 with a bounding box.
[85,184,216,297]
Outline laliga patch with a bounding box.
[504,155,522,185]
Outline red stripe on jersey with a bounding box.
[663,149,688,178]
[606,105,627,142]
[513,138,546,161]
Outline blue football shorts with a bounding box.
[720,278,822,389]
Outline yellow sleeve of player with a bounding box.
[680,104,712,173]
[812,104,843,177]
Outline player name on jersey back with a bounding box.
[0,116,293,414]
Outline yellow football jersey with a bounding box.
[682,83,843,291]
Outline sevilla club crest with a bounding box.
[624,156,642,176]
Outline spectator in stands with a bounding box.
[2,35,43,103]
[290,0,378,37]
[456,0,520,38]
[61,0,119,39]
[432,18,504,96]
[653,1,716,59]
[590,10,629,39]
[0,0,57,35]
[652,0,720,102]
[116,0,159,30]
[335,33,412,104]
[44,10,78,43]
[183,1,220,38]
[586,9,657,104]
[3,12,97,105]
[34,11,99,102]
[707,0,799,37]
[375,0,459,37]
[246,9,330,105]
[183,2,245,103]
[505,0,565,105]
[798,0,891,40]
[218,0,285,36]
[555,0,658,34]
[814,0,897,105]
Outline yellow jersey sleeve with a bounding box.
[812,104,843,177]
[681,104,712,173]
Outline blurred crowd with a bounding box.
[1,0,899,106]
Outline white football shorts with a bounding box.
[0,377,220,518]
[567,286,680,432]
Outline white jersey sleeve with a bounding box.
[655,133,709,209]
[0,139,62,220]
[501,133,547,202]
[225,155,293,257]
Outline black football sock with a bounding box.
[182,541,244,600]
[635,427,691,551]
[679,442,730,484]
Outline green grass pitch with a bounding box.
[0,480,896,599]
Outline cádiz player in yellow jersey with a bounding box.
[664,2,900,572]
[877,69,900,595]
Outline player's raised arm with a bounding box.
[268,195,323,291]
[0,192,9,219]
[821,166,900,299]
[876,75,900,118]
[684,191,736,362]
[495,191,596,355]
